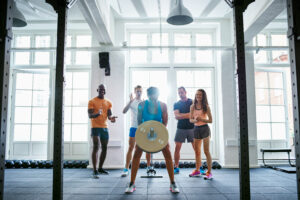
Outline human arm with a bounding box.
[174,110,190,120]
[161,102,168,127]
[123,94,134,114]
[88,109,100,119]
[107,109,117,123]
[189,105,197,123]
[196,106,213,123]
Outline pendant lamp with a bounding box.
[167,0,193,25]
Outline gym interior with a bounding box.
[0,0,299,199]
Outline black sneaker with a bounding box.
[98,168,109,175]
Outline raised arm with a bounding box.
[123,94,134,114]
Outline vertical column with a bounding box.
[46,0,68,199]
[233,4,251,200]
[286,0,300,198]
[0,0,13,199]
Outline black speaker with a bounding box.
[99,52,109,69]
[105,67,110,76]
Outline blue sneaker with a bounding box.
[200,166,206,175]
[174,167,180,174]
[121,168,129,177]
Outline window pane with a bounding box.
[174,50,191,63]
[130,33,147,46]
[32,107,48,124]
[16,73,33,89]
[15,52,30,65]
[271,35,288,63]
[35,36,50,48]
[174,33,191,46]
[130,50,147,63]
[72,107,88,123]
[196,50,213,63]
[34,52,50,65]
[271,34,287,46]
[67,36,72,47]
[75,51,91,65]
[149,71,167,103]
[31,125,48,141]
[131,71,149,90]
[151,49,169,63]
[64,124,71,142]
[33,74,49,90]
[15,107,31,123]
[14,125,30,141]
[272,123,286,139]
[205,88,213,105]
[270,89,284,105]
[177,71,194,87]
[256,106,270,122]
[72,90,89,106]
[194,71,212,87]
[152,33,168,46]
[73,72,89,89]
[196,34,212,46]
[185,87,196,100]
[255,89,269,105]
[72,124,88,141]
[257,123,271,140]
[272,51,289,63]
[32,91,49,106]
[15,90,32,106]
[65,90,72,106]
[271,106,285,122]
[269,72,283,88]
[64,107,72,124]
[66,51,71,65]
[254,50,268,64]
[65,72,73,89]
[15,36,30,48]
[255,72,268,88]
[76,35,91,47]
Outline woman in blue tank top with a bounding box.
[125,87,180,194]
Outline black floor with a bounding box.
[4,168,297,200]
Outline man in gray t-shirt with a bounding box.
[121,85,150,177]
[173,87,194,174]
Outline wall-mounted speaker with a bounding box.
[99,52,109,69]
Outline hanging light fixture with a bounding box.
[13,1,27,27]
[167,0,193,25]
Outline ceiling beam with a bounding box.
[199,0,221,17]
[131,0,147,18]
[244,0,286,43]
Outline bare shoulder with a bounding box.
[159,101,167,110]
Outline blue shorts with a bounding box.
[91,128,109,140]
[129,127,137,138]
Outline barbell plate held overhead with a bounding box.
[135,120,169,153]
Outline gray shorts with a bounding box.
[174,128,194,143]
[194,124,210,139]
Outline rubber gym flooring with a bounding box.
[4,168,297,200]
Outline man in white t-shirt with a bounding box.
[121,85,151,177]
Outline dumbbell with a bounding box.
[202,161,208,169]
[81,160,88,168]
[178,161,184,168]
[38,160,46,168]
[30,160,38,168]
[45,161,53,168]
[5,160,14,168]
[184,161,190,168]
[215,161,222,169]
[14,160,22,168]
[63,161,68,168]
[212,161,218,169]
[189,161,195,168]
[21,160,30,168]
[74,161,82,168]
[160,161,166,168]
[154,161,160,168]
[139,161,147,168]
[67,161,74,168]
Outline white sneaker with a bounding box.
[170,183,180,193]
[121,169,129,177]
[92,171,100,179]
[125,183,136,194]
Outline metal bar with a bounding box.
[45,0,68,199]
[286,0,300,198]
[233,4,251,200]
[9,46,289,52]
[0,0,13,199]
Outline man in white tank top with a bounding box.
[121,85,151,177]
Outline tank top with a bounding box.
[193,108,208,126]
[142,100,163,123]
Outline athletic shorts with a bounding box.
[129,127,137,138]
[91,128,109,140]
[174,128,194,143]
[194,124,210,139]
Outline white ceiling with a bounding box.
[111,0,232,19]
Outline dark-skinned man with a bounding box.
[88,84,117,178]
